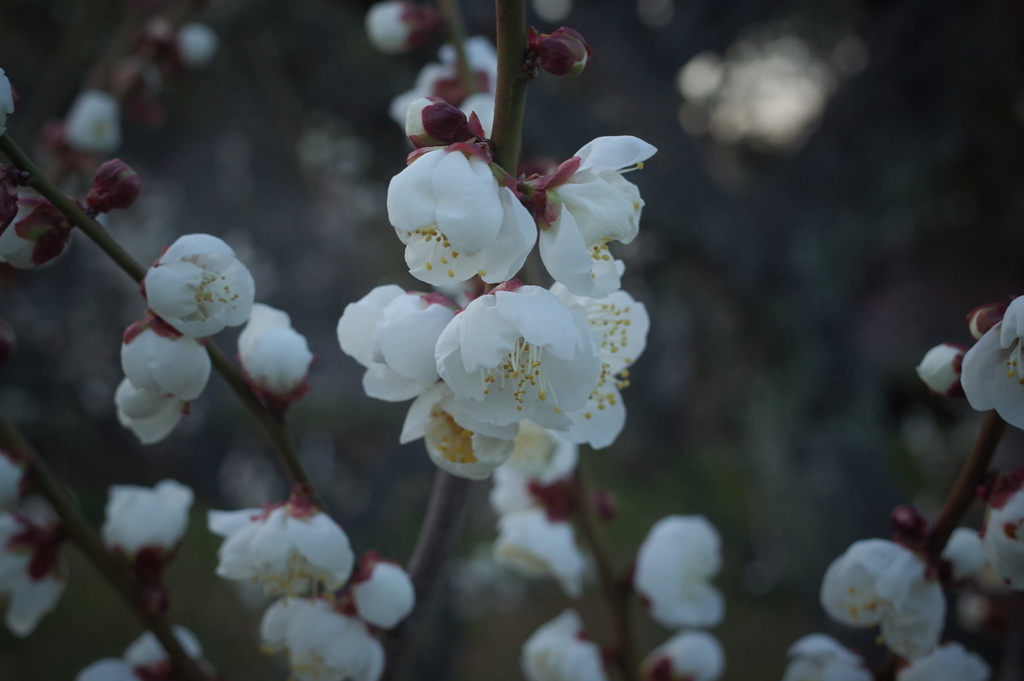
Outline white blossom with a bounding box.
[435,284,602,430]
[351,554,415,629]
[387,148,536,285]
[896,642,990,681]
[780,634,872,681]
[238,303,313,401]
[208,499,354,596]
[0,451,25,511]
[552,282,650,448]
[916,343,965,397]
[101,479,194,557]
[489,421,578,516]
[121,317,211,401]
[261,597,385,681]
[943,527,984,582]
[401,381,517,479]
[634,515,724,629]
[982,485,1024,587]
[961,296,1024,428]
[494,507,585,597]
[0,68,13,136]
[176,23,219,69]
[535,136,656,297]
[0,503,66,637]
[75,626,204,681]
[338,286,455,401]
[65,90,122,155]
[0,196,72,270]
[143,233,255,338]
[365,1,438,55]
[114,378,185,445]
[389,37,498,124]
[641,630,725,681]
[820,539,945,659]
[522,609,609,681]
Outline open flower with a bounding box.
[495,507,585,597]
[121,314,211,401]
[0,68,14,136]
[780,634,872,681]
[143,233,255,338]
[389,36,498,124]
[640,630,725,681]
[526,136,656,297]
[401,382,517,479]
[75,626,206,681]
[65,90,122,155]
[0,501,67,636]
[896,642,990,681]
[350,552,415,629]
[961,296,1024,428]
[338,285,455,402]
[114,378,185,444]
[981,479,1024,587]
[365,1,440,55]
[101,480,193,559]
[238,303,313,408]
[0,196,73,269]
[387,146,536,286]
[522,610,608,681]
[261,597,385,681]
[208,495,354,596]
[436,284,602,430]
[552,282,650,448]
[820,539,945,659]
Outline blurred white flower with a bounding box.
[0,68,14,136]
[389,36,498,124]
[365,1,440,55]
[640,630,725,681]
[0,451,25,512]
[915,343,966,397]
[820,539,944,659]
[177,23,219,69]
[896,642,990,681]
[494,507,585,597]
[121,315,211,401]
[76,626,205,681]
[522,610,608,681]
[962,296,1024,429]
[350,553,415,629]
[982,483,1024,587]
[489,421,578,516]
[238,303,313,405]
[0,503,66,637]
[780,634,872,681]
[143,233,255,338]
[942,527,983,582]
[634,515,724,629]
[101,479,193,558]
[114,378,185,445]
[0,196,73,270]
[65,90,121,155]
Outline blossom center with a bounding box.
[1006,340,1024,384]
[429,409,478,464]
[479,337,562,415]
[408,225,467,278]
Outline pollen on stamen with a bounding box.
[425,262,433,270]
[554,407,562,414]
[447,269,455,278]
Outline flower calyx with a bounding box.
[518,156,581,229]
[527,27,593,78]
[122,310,184,345]
[967,301,1009,341]
[978,467,1024,510]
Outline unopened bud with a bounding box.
[967,302,1008,340]
[405,97,472,148]
[88,159,141,213]
[916,343,966,397]
[365,1,441,55]
[528,27,592,77]
[891,504,928,544]
[0,318,15,363]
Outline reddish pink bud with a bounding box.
[87,158,141,213]
[967,301,1008,340]
[891,504,928,543]
[528,27,592,77]
[405,97,473,148]
[0,318,16,364]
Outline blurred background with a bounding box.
[2,0,1024,678]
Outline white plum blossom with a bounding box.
[435,284,602,430]
[0,502,67,636]
[494,507,585,597]
[121,316,211,401]
[895,642,990,681]
[365,1,439,55]
[238,303,313,404]
[143,233,255,338]
[101,479,193,558]
[640,630,725,681]
[916,343,965,397]
[65,90,122,154]
[0,196,73,270]
[176,23,219,69]
[338,285,455,401]
[261,597,385,681]
[942,527,984,582]
[114,378,185,445]
[531,136,656,297]
[389,36,498,125]
[401,382,517,479]
[0,451,25,511]
[387,147,536,286]
[961,296,1024,428]
[522,609,609,681]
[780,634,872,681]
[634,515,724,629]
[552,282,650,448]
[820,539,945,659]
[350,553,415,629]
[75,626,205,681]
[981,483,1024,587]
[489,421,578,516]
[0,68,13,136]
[208,497,354,596]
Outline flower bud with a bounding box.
[0,67,14,136]
[641,631,725,681]
[365,1,441,55]
[238,303,313,410]
[891,504,928,544]
[967,301,1007,340]
[0,196,73,269]
[528,27,592,77]
[87,158,141,213]
[350,552,415,629]
[915,343,965,397]
[64,90,122,155]
[405,97,473,148]
[176,23,219,69]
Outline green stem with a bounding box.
[0,132,315,498]
[436,0,479,98]
[489,0,532,173]
[0,414,209,681]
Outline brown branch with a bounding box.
[0,413,209,681]
[488,0,532,174]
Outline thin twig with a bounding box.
[0,413,209,681]
[489,0,532,174]
[571,465,638,681]
[436,0,479,98]
[0,132,316,497]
